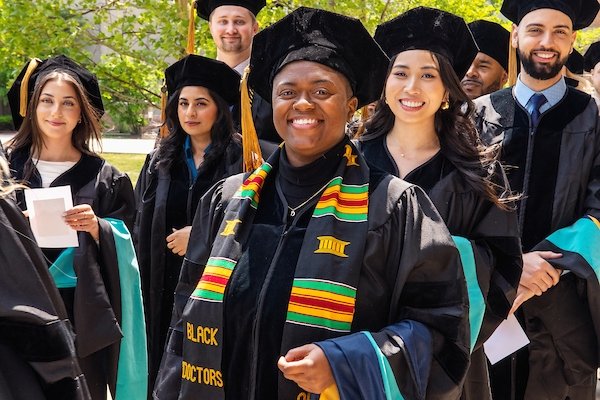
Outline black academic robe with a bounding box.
[0,196,90,400]
[9,148,137,400]
[474,86,600,399]
[155,152,470,400]
[360,135,522,400]
[133,139,243,393]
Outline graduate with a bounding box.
[195,0,281,144]
[6,55,146,400]
[134,54,244,394]
[154,6,470,400]
[0,155,91,400]
[473,0,600,398]
[462,20,510,99]
[361,7,522,400]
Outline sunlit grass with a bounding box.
[102,153,146,187]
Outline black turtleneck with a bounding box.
[277,138,347,209]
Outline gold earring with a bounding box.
[441,100,449,110]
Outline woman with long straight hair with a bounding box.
[360,7,522,400]
[6,55,145,400]
[134,54,244,394]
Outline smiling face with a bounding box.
[177,86,218,139]
[514,8,576,81]
[384,50,447,126]
[272,61,358,167]
[209,5,258,55]
[461,52,508,99]
[35,78,81,142]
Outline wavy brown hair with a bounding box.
[362,52,514,209]
[7,70,102,181]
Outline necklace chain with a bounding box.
[288,180,331,217]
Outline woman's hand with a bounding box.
[509,284,536,314]
[278,344,335,394]
[166,226,192,256]
[63,204,99,241]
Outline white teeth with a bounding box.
[293,118,318,125]
[401,100,425,108]
[535,52,555,59]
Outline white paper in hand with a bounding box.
[484,313,530,364]
[24,185,79,248]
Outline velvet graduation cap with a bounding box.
[374,7,478,79]
[468,20,510,71]
[164,54,241,105]
[247,6,389,108]
[195,0,265,20]
[8,55,104,131]
[584,42,600,72]
[500,0,600,30]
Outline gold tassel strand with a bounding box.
[186,0,196,55]
[159,84,169,138]
[19,58,41,117]
[508,35,517,87]
[240,65,263,172]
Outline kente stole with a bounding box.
[180,143,370,399]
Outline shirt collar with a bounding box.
[514,75,567,114]
[233,58,250,76]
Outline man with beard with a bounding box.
[196,0,281,144]
[473,1,600,399]
[462,20,509,99]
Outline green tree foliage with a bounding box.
[1,0,598,133]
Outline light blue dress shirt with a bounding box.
[513,75,567,116]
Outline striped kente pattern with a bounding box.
[234,162,272,208]
[313,177,368,222]
[191,257,236,302]
[286,278,357,332]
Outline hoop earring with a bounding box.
[441,100,449,110]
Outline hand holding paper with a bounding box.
[63,203,100,241]
[24,185,78,248]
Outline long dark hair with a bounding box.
[362,51,511,209]
[156,87,237,171]
[8,70,102,181]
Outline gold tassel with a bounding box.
[186,0,196,55]
[508,35,518,87]
[159,84,169,138]
[240,65,263,172]
[19,58,41,117]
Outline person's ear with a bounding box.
[511,24,518,49]
[347,97,358,121]
[500,71,509,87]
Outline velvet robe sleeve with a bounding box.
[460,164,522,348]
[153,175,240,399]
[68,162,140,399]
[0,197,91,399]
[317,181,470,400]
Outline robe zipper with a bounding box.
[517,104,537,234]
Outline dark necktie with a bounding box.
[527,93,547,128]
